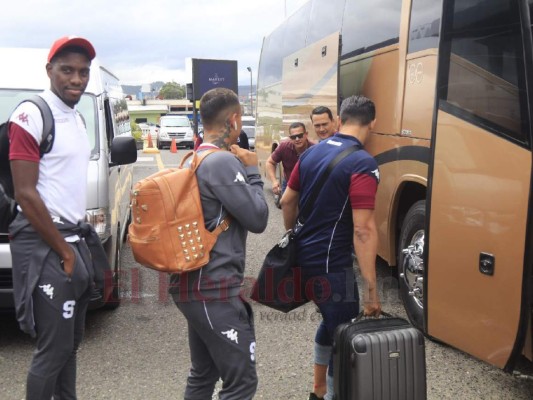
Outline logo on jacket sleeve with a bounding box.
[39,284,54,299]
[221,328,239,344]
[17,112,29,125]
[371,168,380,182]
[234,172,245,183]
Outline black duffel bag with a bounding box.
[250,229,307,312]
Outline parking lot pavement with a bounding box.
[0,151,532,399]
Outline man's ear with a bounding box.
[46,63,53,78]
[369,119,377,130]
[230,112,241,129]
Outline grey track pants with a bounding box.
[26,244,91,400]
[175,296,258,400]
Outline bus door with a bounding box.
[425,0,533,369]
[281,32,340,137]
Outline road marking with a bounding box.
[137,156,154,162]
[155,153,165,171]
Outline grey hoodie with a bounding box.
[170,149,268,301]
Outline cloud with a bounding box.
[0,0,308,85]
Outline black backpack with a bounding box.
[0,95,55,232]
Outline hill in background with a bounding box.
[121,83,253,98]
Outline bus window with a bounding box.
[408,0,442,53]
[282,1,312,57]
[341,0,401,58]
[259,23,287,87]
[441,0,529,146]
[307,0,345,45]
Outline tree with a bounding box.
[158,81,186,99]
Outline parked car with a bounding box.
[0,48,137,311]
[157,115,194,149]
[241,115,255,127]
[242,126,256,151]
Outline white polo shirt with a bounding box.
[9,89,91,223]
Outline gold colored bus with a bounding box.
[255,0,533,372]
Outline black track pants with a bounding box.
[175,296,258,400]
[26,245,91,400]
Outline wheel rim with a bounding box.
[403,229,424,309]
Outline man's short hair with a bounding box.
[339,95,376,126]
[310,106,333,121]
[200,88,240,128]
[289,122,306,133]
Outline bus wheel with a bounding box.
[398,200,425,330]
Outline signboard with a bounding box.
[192,58,238,101]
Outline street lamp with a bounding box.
[246,66,253,117]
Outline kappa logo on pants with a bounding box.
[39,284,54,299]
[221,328,239,344]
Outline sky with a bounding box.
[0,0,308,86]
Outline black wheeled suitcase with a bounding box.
[332,313,426,400]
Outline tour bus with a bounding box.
[255,0,533,372]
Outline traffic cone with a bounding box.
[170,138,177,153]
[143,133,159,154]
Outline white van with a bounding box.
[241,115,255,127]
[0,48,137,310]
[157,114,194,149]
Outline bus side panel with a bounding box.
[281,32,340,140]
[366,135,429,266]
[427,111,530,368]
[402,52,438,140]
[340,46,400,136]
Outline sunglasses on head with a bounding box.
[289,133,304,140]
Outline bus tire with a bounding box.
[398,200,425,331]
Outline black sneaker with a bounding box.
[308,393,324,400]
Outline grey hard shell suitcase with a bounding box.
[332,313,427,400]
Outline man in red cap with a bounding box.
[8,35,99,399]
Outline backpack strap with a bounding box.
[180,149,232,235]
[25,95,55,156]
[296,144,361,226]
[179,148,218,171]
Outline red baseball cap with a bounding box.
[47,36,96,62]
